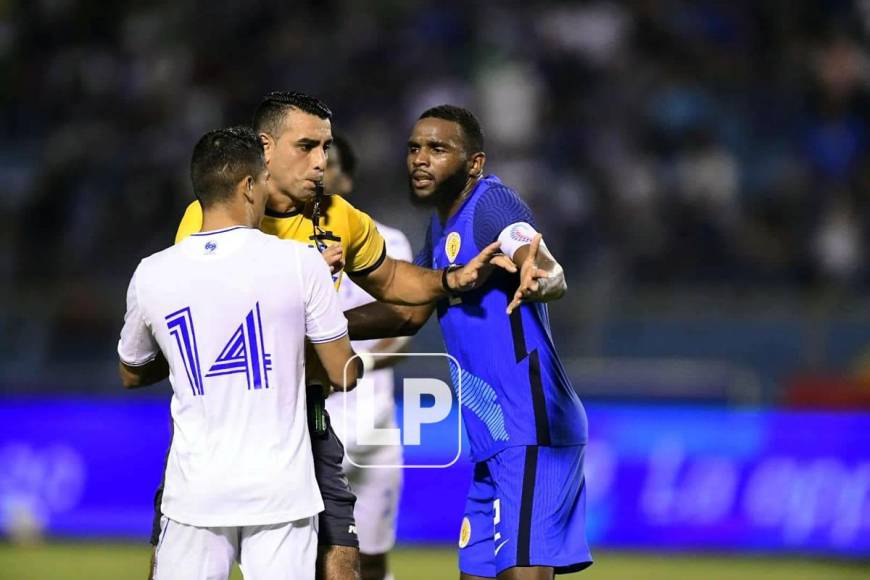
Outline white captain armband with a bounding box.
[497,222,540,260]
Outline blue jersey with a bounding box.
[415,175,587,462]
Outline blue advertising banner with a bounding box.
[0,398,172,539]
[584,406,870,555]
[1,398,868,555]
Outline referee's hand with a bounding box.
[321,243,345,274]
[448,241,516,292]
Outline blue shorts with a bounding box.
[458,445,592,577]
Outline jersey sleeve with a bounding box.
[117,264,160,366]
[299,247,349,343]
[175,201,204,244]
[472,185,537,250]
[341,197,387,276]
[412,222,433,268]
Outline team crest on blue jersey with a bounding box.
[204,240,217,254]
[446,232,461,263]
[458,516,471,548]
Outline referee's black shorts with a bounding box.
[150,395,359,549]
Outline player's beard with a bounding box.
[408,165,469,209]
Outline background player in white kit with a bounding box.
[117,126,362,580]
[323,135,411,580]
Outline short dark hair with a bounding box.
[331,133,357,177]
[190,126,265,208]
[253,91,333,136]
[419,105,484,154]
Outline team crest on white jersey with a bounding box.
[445,232,461,263]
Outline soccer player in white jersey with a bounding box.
[117,126,362,580]
[323,135,412,580]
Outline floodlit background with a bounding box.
[1,1,869,578]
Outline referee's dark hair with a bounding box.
[419,104,484,154]
[253,91,333,137]
[190,126,265,208]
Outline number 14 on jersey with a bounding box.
[165,303,273,396]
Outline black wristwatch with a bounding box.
[442,264,463,296]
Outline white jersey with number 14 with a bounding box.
[118,226,347,527]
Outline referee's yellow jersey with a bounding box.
[174,195,387,289]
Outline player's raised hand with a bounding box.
[321,243,344,274]
[506,234,551,314]
[449,241,514,292]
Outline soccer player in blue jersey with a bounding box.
[345,105,592,579]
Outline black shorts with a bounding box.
[150,392,359,549]
[310,405,359,549]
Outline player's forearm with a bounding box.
[335,355,363,391]
[345,302,433,340]
[311,337,362,392]
[526,252,567,301]
[538,265,567,301]
[534,255,567,302]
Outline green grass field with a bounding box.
[0,543,866,580]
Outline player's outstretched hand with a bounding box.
[506,234,550,314]
[321,243,345,274]
[450,241,515,292]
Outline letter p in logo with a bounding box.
[402,378,452,445]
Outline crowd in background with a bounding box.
[1,0,868,392]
